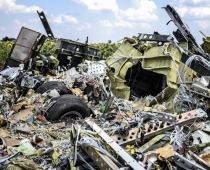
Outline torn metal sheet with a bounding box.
[8,107,35,123]
[11,101,29,113]
[192,130,210,145]
[138,134,166,153]
[146,144,174,160]
[15,123,31,134]
[106,40,142,99]
[4,138,21,147]
[20,75,40,89]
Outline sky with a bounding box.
[0,0,210,44]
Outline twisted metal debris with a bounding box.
[1,4,210,170]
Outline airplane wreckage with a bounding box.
[1,5,210,170]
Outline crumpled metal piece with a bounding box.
[10,158,43,170]
[47,89,60,98]
[0,67,20,79]
[63,67,79,88]
[138,134,166,153]
[8,107,35,124]
[192,130,210,145]
[146,144,174,160]
[15,123,31,134]
[192,76,210,93]
[11,101,29,113]
[20,75,40,89]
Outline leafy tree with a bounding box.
[92,40,120,59]
[2,36,15,41]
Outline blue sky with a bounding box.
[0,0,210,44]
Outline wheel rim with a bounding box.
[60,111,83,120]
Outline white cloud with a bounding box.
[29,18,40,22]
[192,0,207,3]
[95,0,157,29]
[0,0,42,13]
[13,19,25,26]
[116,0,158,22]
[114,19,151,28]
[77,22,92,31]
[175,0,210,18]
[190,7,210,18]
[114,20,136,28]
[176,6,210,18]
[110,0,157,29]
[174,7,188,17]
[72,0,157,29]
[139,23,151,29]
[73,0,118,11]
[179,0,209,6]
[99,20,113,27]
[194,20,210,29]
[50,14,78,24]
[191,0,209,4]
[13,19,27,29]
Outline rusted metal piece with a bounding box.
[112,109,207,146]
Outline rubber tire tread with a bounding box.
[36,81,71,95]
[45,94,90,121]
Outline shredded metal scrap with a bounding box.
[2,4,210,170]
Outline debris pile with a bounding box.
[1,4,210,170]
